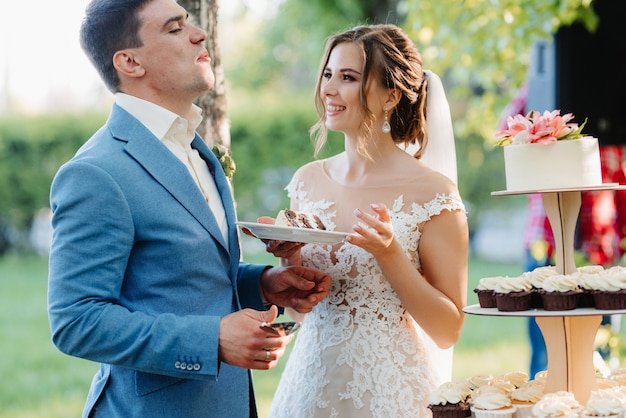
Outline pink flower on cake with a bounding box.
[495,110,588,146]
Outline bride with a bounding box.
[262,24,469,417]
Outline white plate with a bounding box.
[237,222,348,245]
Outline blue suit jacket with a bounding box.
[48,103,268,417]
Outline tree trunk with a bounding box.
[178,0,230,149]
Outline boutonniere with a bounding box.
[211,143,236,181]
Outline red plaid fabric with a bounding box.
[579,145,626,266]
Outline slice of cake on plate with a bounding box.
[275,209,327,230]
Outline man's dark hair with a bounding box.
[80,0,153,92]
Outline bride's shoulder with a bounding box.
[293,155,343,178]
[409,160,457,191]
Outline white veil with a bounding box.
[413,70,458,386]
[419,70,458,184]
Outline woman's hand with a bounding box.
[345,203,395,257]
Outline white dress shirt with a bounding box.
[115,93,228,245]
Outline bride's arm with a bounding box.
[402,209,468,347]
[346,204,468,349]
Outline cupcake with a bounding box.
[428,380,473,418]
[495,275,534,312]
[578,265,606,275]
[532,391,582,418]
[608,372,626,387]
[582,388,625,417]
[510,381,544,418]
[499,371,530,389]
[487,379,517,396]
[575,267,604,308]
[475,276,505,308]
[596,376,621,390]
[537,274,582,311]
[471,391,516,418]
[467,374,495,391]
[591,266,626,310]
[526,266,558,309]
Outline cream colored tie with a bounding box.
[184,144,211,203]
[163,117,229,245]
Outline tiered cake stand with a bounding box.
[464,183,626,404]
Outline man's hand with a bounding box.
[260,266,332,313]
[218,305,294,370]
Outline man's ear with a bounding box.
[113,50,146,78]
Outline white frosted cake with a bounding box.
[503,137,602,192]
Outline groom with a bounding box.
[47,0,331,417]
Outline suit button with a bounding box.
[193,363,201,371]
[186,363,194,371]
[175,361,181,369]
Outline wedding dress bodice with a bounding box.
[268,160,465,418]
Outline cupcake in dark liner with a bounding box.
[474,276,505,309]
[537,275,582,311]
[494,275,533,312]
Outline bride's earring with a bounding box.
[382,107,391,133]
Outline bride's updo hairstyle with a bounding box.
[310,24,429,159]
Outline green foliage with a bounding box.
[0,102,505,247]
[222,0,601,231]
[231,0,599,147]
[0,113,106,228]
[229,90,340,220]
[402,0,599,141]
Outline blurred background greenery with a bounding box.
[0,0,616,416]
[0,0,601,250]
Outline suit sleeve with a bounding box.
[48,161,221,381]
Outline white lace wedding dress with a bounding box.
[268,160,465,418]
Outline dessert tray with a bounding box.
[491,182,626,196]
[464,304,626,317]
[236,222,348,245]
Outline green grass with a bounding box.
[2,252,623,418]
[0,254,97,418]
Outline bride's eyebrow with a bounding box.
[325,67,362,76]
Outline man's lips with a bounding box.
[198,51,211,62]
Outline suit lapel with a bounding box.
[192,136,242,270]
[108,105,231,253]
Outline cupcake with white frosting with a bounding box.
[525,266,558,309]
[475,276,506,308]
[582,388,625,417]
[428,380,473,417]
[591,266,626,310]
[499,372,530,389]
[537,274,582,311]
[467,374,495,391]
[495,275,534,312]
[532,391,582,418]
[471,391,516,418]
[510,381,544,418]
[575,266,605,308]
